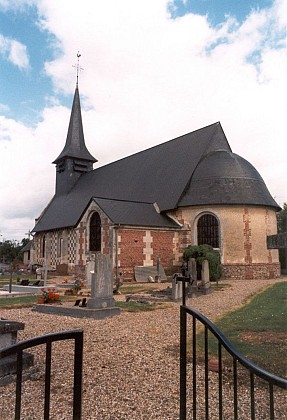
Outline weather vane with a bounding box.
[73,52,83,86]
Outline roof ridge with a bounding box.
[93,196,154,205]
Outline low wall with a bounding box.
[222,263,281,280]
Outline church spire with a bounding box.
[53,54,97,195]
[53,85,97,165]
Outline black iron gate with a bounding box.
[0,329,83,420]
[177,277,287,419]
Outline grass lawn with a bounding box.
[118,285,153,294]
[0,295,39,308]
[196,281,286,378]
[0,275,34,286]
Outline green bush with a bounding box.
[183,244,222,281]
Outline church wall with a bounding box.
[117,229,145,281]
[174,205,280,280]
[149,230,175,270]
[32,228,75,274]
[33,203,280,281]
[116,227,185,281]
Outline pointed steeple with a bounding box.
[53,86,97,164]
[53,85,97,196]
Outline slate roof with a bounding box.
[33,122,234,232]
[93,198,180,228]
[53,86,97,164]
[32,88,280,234]
[179,150,280,208]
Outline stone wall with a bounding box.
[222,263,281,280]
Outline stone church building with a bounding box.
[31,85,281,281]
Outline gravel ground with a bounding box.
[0,277,286,419]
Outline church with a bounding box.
[31,84,281,281]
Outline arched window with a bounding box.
[197,214,219,248]
[89,212,101,252]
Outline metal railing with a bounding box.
[0,329,83,420]
[177,276,287,419]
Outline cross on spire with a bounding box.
[73,52,83,86]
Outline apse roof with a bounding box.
[178,150,280,209]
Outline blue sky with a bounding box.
[169,0,274,23]
[0,0,286,240]
[0,5,58,124]
[0,0,278,125]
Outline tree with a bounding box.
[0,238,29,264]
[277,202,287,233]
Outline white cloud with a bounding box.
[0,34,30,69]
[0,103,10,113]
[0,0,286,240]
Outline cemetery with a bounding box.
[0,254,286,418]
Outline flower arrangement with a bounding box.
[38,288,61,304]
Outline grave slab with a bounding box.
[134,265,167,282]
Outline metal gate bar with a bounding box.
[179,304,287,419]
[0,329,84,420]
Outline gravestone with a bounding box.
[33,253,120,319]
[172,274,185,301]
[187,258,198,297]
[134,264,167,283]
[0,320,34,385]
[201,260,211,295]
[87,253,118,310]
[188,258,197,279]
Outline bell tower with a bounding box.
[53,54,97,195]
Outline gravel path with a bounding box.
[0,277,286,419]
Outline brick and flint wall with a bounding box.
[116,227,187,281]
[33,203,280,281]
[177,205,280,280]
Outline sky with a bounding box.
[0,0,286,242]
